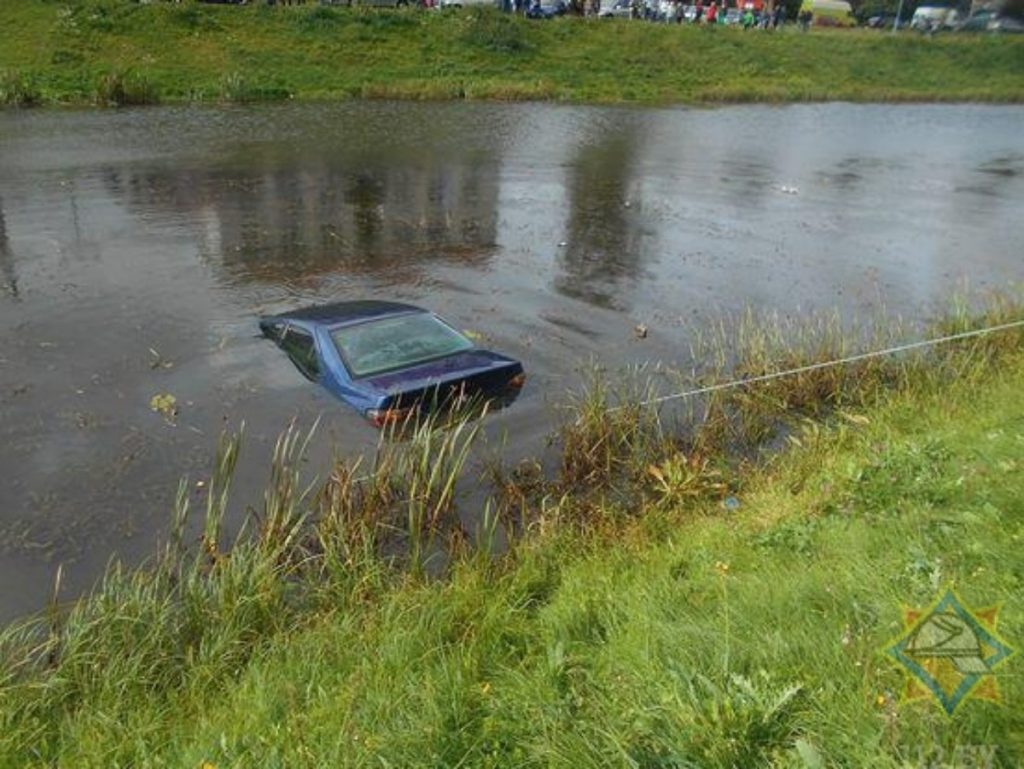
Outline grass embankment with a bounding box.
[2,0,1023,107]
[1,299,1022,767]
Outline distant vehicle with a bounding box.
[438,0,499,7]
[910,5,960,30]
[526,0,567,17]
[955,9,998,30]
[347,0,416,7]
[260,301,525,427]
[864,13,895,28]
[988,14,1024,33]
[798,0,855,26]
[599,0,635,17]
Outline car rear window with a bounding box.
[331,313,474,378]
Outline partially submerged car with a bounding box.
[260,301,525,427]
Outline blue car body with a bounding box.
[260,301,525,425]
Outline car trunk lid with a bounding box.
[365,351,523,410]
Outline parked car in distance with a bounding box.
[910,5,960,30]
[260,301,525,427]
[333,0,416,7]
[988,14,1024,32]
[955,9,996,30]
[439,0,498,7]
[600,0,634,18]
[526,0,567,17]
[864,13,895,27]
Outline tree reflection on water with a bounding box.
[103,152,501,289]
[555,129,644,311]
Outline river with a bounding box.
[1,101,1022,622]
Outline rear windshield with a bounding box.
[331,313,474,378]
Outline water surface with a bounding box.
[2,101,1022,621]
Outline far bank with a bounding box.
[2,1,1024,107]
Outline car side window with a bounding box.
[280,326,320,381]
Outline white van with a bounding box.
[910,5,960,30]
[798,0,855,26]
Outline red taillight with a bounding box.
[367,407,413,428]
[509,372,527,389]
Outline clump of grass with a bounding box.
[296,4,347,33]
[484,455,546,539]
[646,451,728,511]
[0,406,492,765]
[170,1,222,33]
[460,7,532,55]
[317,406,485,574]
[220,72,252,103]
[360,78,469,101]
[932,289,1024,365]
[219,72,291,103]
[69,0,142,35]
[464,78,558,101]
[93,70,160,107]
[0,69,41,107]
[558,364,667,491]
[344,7,418,43]
[0,428,292,763]
[670,309,912,455]
[50,49,83,66]
[555,294,1022,492]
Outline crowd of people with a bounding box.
[630,1,790,28]
[498,0,797,28]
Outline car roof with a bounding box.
[264,300,425,328]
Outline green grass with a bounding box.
[0,300,1022,766]
[1,0,1023,106]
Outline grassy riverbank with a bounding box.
[2,1,1023,107]
[1,300,1022,766]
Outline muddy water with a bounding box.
[1,102,1022,621]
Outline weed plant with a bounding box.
[0,70,41,107]
[219,72,291,103]
[460,7,533,55]
[93,69,160,106]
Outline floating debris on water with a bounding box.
[149,393,178,423]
